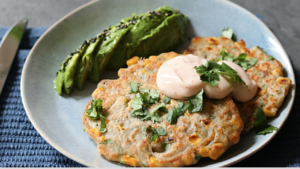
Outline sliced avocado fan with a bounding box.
[54,6,188,95]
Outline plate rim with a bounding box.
[20,0,296,167]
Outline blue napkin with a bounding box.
[0,23,299,167]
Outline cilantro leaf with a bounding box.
[85,99,102,119]
[211,99,217,104]
[253,107,278,135]
[150,134,158,143]
[221,28,237,41]
[150,103,168,114]
[85,99,107,133]
[99,139,112,144]
[156,127,167,136]
[161,143,171,151]
[210,115,216,119]
[118,161,126,167]
[195,60,248,89]
[218,49,258,70]
[131,93,143,110]
[140,87,150,93]
[257,125,278,135]
[149,111,162,123]
[166,101,188,124]
[162,97,171,104]
[99,113,107,133]
[253,107,268,131]
[194,154,202,161]
[167,107,180,124]
[266,56,274,61]
[149,89,160,103]
[145,126,167,143]
[129,82,141,94]
[188,89,204,113]
[142,163,148,167]
[148,103,168,123]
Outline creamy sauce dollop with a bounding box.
[156,54,257,102]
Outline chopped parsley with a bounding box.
[215,49,258,70]
[85,99,107,133]
[99,139,112,144]
[144,126,167,143]
[142,163,148,167]
[253,107,278,135]
[187,89,204,113]
[195,60,248,89]
[166,101,188,124]
[221,27,237,41]
[162,96,171,104]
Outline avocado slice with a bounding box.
[54,6,188,95]
[54,43,88,95]
[63,43,88,94]
[74,37,103,90]
[106,6,188,69]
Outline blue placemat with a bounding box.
[0,23,300,167]
[0,27,84,167]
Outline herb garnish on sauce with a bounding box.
[215,49,258,71]
[194,60,248,89]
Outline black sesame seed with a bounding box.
[168,138,173,141]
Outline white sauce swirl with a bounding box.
[156,54,257,102]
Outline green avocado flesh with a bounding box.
[54,6,188,95]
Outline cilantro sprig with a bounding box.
[253,107,278,135]
[221,28,237,41]
[130,85,165,123]
[85,99,107,133]
[144,126,167,143]
[215,49,258,70]
[194,60,248,89]
[188,89,204,113]
[166,101,189,124]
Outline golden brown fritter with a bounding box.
[83,52,244,167]
[183,37,291,133]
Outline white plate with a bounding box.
[21,0,296,167]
